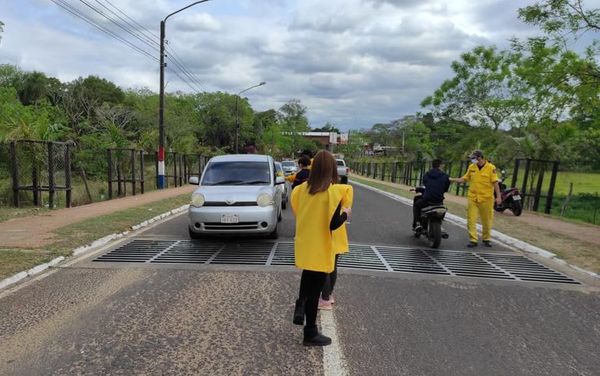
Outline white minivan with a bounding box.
[188,154,285,239]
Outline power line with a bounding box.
[85,0,205,91]
[78,0,158,52]
[166,66,202,94]
[52,0,207,94]
[165,48,205,91]
[50,0,158,62]
[102,0,160,40]
[166,55,204,92]
[93,0,159,48]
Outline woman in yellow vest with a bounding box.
[291,150,353,346]
[319,185,353,310]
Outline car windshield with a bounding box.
[201,161,271,186]
[336,160,345,166]
[282,161,295,167]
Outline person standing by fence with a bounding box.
[291,150,352,346]
[450,150,502,248]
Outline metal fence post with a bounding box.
[511,159,520,189]
[108,149,113,199]
[545,161,559,214]
[131,149,136,196]
[533,163,545,212]
[48,142,55,208]
[65,143,72,208]
[140,151,145,194]
[10,141,19,207]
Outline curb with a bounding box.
[0,204,190,291]
[350,179,600,280]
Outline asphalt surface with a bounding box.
[1,182,599,375]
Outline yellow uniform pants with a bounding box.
[467,199,494,243]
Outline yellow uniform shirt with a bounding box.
[291,183,353,273]
[461,161,499,202]
[332,185,353,254]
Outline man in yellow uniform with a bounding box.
[450,150,502,248]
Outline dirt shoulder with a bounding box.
[0,185,195,249]
[351,173,600,274]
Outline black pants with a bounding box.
[299,270,327,328]
[413,196,430,227]
[321,254,339,300]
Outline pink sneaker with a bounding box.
[318,298,333,310]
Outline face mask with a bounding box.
[471,158,478,164]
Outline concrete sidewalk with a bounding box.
[0,185,195,249]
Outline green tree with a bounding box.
[421,46,527,131]
[312,122,340,133]
[279,99,310,154]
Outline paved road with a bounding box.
[1,183,600,375]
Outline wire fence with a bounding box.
[0,140,210,210]
[349,159,600,225]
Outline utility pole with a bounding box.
[234,81,266,153]
[158,0,212,189]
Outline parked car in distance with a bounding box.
[188,154,284,239]
[274,161,288,209]
[337,158,349,184]
[281,160,298,176]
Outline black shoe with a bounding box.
[467,242,477,248]
[293,299,305,326]
[303,326,332,347]
[483,240,492,247]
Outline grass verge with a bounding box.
[0,193,191,280]
[350,175,600,274]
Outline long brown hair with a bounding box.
[307,150,338,194]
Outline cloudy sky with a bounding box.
[1,0,594,130]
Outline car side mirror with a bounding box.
[188,176,199,185]
[275,176,285,185]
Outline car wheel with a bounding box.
[278,207,282,222]
[340,176,348,184]
[268,223,279,239]
[282,199,287,210]
[188,227,204,240]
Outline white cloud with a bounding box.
[0,0,577,130]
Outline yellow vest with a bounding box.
[291,183,353,273]
[461,161,499,202]
[332,186,353,254]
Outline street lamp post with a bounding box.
[235,82,266,153]
[158,0,212,189]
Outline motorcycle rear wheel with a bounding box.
[511,200,523,216]
[429,221,442,248]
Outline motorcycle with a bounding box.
[494,170,523,216]
[412,186,449,249]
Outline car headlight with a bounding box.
[257,192,274,207]
[191,193,205,207]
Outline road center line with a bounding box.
[320,310,349,376]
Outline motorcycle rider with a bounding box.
[412,159,451,232]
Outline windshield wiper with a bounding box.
[237,180,270,185]
[207,179,244,185]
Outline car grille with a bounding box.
[203,222,260,230]
[203,201,258,207]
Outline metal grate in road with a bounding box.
[93,240,580,285]
[93,240,175,263]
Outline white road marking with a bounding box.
[320,310,349,376]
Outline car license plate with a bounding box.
[512,195,521,200]
[221,214,239,224]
